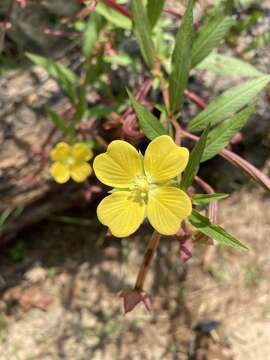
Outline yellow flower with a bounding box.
[93,135,192,237]
[50,142,93,184]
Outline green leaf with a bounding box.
[104,53,132,66]
[147,0,165,28]
[0,208,13,227]
[189,210,248,250]
[26,53,78,83]
[74,86,87,122]
[197,52,265,77]
[46,108,76,142]
[180,125,209,190]
[128,90,168,140]
[26,53,78,101]
[230,9,262,35]
[188,75,270,132]
[192,193,228,204]
[201,104,255,162]
[244,31,270,53]
[96,3,132,29]
[83,12,103,57]
[191,16,234,67]
[131,0,154,68]
[169,0,194,112]
[85,53,103,86]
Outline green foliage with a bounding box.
[181,126,210,190]
[197,53,265,77]
[0,206,24,228]
[189,210,248,250]
[169,0,194,113]
[96,2,132,29]
[128,91,168,140]
[26,53,78,101]
[192,193,229,204]
[147,0,165,29]
[83,12,104,57]
[188,75,270,132]
[46,108,76,142]
[245,31,270,53]
[191,16,234,68]
[9,241,28,262]
[230,9,262,36]
[131,0,154,68]
[202,104,255,162]
[0,208,13,227]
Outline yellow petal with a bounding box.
[97,191,145,237]
[72,143,93,161]
[147,186,192,235]
[70,162,92,182]
[144,135,189,183]
[50,162,70,184]
[50,142,70,161]
[93,140,142,188]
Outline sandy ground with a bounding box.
[0,185,269,360]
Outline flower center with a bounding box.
[63,156,76,168]
[129,175,150,203]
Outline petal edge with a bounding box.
[147,186,192,235]
[97,191,145,237]
[144,135,189,183]
[93,140,142,188]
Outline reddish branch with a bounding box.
[184,89,207,109]
[1,0,17,30]
[181,129,270,193]
[164,7,184,18]
[102,0,131,18]
[134,231,161,291]
[44,29,80,38]
[61,0,97,23]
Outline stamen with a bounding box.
[130,175,150,203]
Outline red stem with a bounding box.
[102,0,131,18]
[181,129,270,193]
[184,89,207,109]
[164,7,184,18]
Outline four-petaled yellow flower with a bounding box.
[93,135,192,237]
[50,142,93,184]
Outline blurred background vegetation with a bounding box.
[0,1,270,359]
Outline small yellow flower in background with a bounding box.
[50,142,93,184]
[93,135,192,237]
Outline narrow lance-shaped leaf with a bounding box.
[181,125,210,190]
[128,90,168,140]
[189,210,248,251]
[96,2,132,29]
[191,16,234,68]
[74,86,87,122]
[26,53,78,101]
[131,0,153,68]
[188,75,270,132]
[192,193,229,205]
[197,53,265,78]
[169,0,194,113]
[201,104,255,162]
[147,0,165,29]
[46,108,76,142]
[83,12,103,57]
